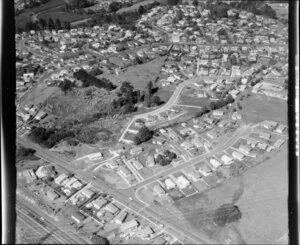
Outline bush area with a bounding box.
[213,203,242,226]
[16,146,39,163]
[133,126,154,145]
[74,69,116,91]
[90,234,109,245]
[155,149,177,166]
[28,127,75,148]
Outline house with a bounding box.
[197,162,212,176]
[184,168,200,182]
[146,155,155,167]
[263,120,278,130]
[239,145,252,155]
[71,212,86,224]
[232,151,245,161]
[152,138,165,145]
[106,159,118,169]
[232,112,242,120]
[54,173,68,185]
[259,132,271,140]
[47,190,59,201]
[81,189,95,199]
[21,169,37,183]
[130,146,143,155]
[273,139,285,148]
[221,155,234,165]
[176,176,190,189]
[130,158,143,170]
[191,137,203,147]
[118,166,132,178]
[137,226,154,240]
[63,177,78,189]
[209,158,222,170]
[120,219,139,233]
[247,139,258,148]
[164,178,176,190]
[257,142,268,151]
[35,165,54,179]
[276,124,286,134]
[153,184,165,196]
[207,131,217,139]
[212,110,224,117]
[71,180,83,189]
[93,198,108,210]
[104,203,119,214]
[180,140,194,150]
[35,110,47,121]
[218,165,231,178]
[87,152,103,161]
[115,211,128,225]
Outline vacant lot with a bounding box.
[100,56,166,91]
[239,93,287,125]
[174,147,288,244]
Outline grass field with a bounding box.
[174,147,288,244]
[239,93,287,125]
[100,56,166,91]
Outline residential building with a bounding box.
[93,198,108,210]
[232,151,245,160]
[87,152,103,161]
[191,137,203,147]
[71,212,86,224]
[115,211,128,225]
[209,158,222,170]
[106,159,118,169]
[176,176,190,189]
[276,124,286,134]
[130,146,143,155]
[104,203,119,214]
[118,166,132,178]
[212,110,225,117]
[47,190,59,201]
[120,219,139,233]
[164,178,176,190]
[259,132,271,140]
[239,145,252,155]
[55,173,68,185]
[81,189,95,199]
[273,139,285,148]
[257,142,268,150]
[221,155,234,165]
[196,162,212,176]
[232,112,242,120]
[153,184,165,196]
[146,155,155,167]
[180,140,194,150]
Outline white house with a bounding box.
[176,176,190,189]
[221,155,234,165]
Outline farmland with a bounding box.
[174,147,288,244]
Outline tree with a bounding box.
[151,95,162,106]
[138,5,146,15]
[193,0,198,7]
[48,18,55,30]
[90,235,109,245]
[109,1,122,12]
[39,18,47,29]
[213,204,242,226]
[55,19,62,30]
[146,81,153,95]
[133,126,153,145]
[63,21,71,30]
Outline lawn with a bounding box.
[239,93,287,125]
[174,147,288,244]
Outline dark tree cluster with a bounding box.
[213,204,242,226]
[66,0,96,10]
[144,81,163,108]
[110,81,144,115]
[155,150,177,166]
[29,127,75,148]
[90,234,109,245]
[73,69,116,91]
[18,18,71,33]
[133,126,153,145]
[16,146,37,162]
[59,79,77,94]
[209,95,234,111]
